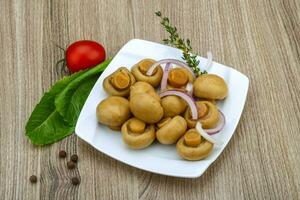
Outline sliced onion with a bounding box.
[162,87,194,98]
[196,122,223,145]
[160,90,198,120]
[160,63,172,91]
[205,51,213,71]
[204,110,225,135]
[146,59,196,78]
[185,82,193,96]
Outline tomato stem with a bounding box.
[55,58,67,74]
[55,43,69,74]
[55,44,66,53]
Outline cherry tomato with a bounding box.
[66,40,106,73]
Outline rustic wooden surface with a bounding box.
[1,0,299,199]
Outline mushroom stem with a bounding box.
[197,102,208,118]
[168,68,188,87]
[128,118,146,134]
[111,70,130,90]
[184,129,201,147]
[139,60,158,75]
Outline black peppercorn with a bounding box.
[67,161,76,169]
[59,150,67,158]
[29,175,37,183]
[71,177,80,185]
[70,154,78,162]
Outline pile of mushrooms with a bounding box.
[96,58,228,160]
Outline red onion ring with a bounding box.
[159,90,198,120]
[146,59,196,78]
[162,88,194,99]
[160,63,172,91]
[196,122,223,145]
[204,110,225,135]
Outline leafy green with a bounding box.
[55,60,110,125]
[25,72,84,145]
[25,60,111,145]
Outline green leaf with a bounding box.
[27,111,74,145]
[58,75,99,125]
[25,59,111,145]
[55,60,111,125]
[25,71,85,145]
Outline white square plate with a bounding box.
[75,39,249,178]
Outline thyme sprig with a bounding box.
[155,11,206,76]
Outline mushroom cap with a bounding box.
[176,130,214,160]
[131,59,163,87]
[103,67,136,97]
[161,96,187,117]
[130,81,160,101]
[130,93,163,124]
[184,101,219,129]
[122,118,156,149]
[193,74,228,100]
[156,115,187,144]
[96,96,131,127]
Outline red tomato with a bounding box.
[66,40,106,72]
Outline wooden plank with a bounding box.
[0,0,299,199]
[131,0,300,199]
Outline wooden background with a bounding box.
[1,0,299,199]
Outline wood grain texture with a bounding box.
[0,0,299,199]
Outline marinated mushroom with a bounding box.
[103,67,136,97]
[129,82,163,123]
[176,129,213,160]
[96,96,131,129]
[167,68,194,89]
[184,101,219,129]
[122,118,156,149]
[161,96,187,117]
[130,93,163,124]
[193,74,228,99]
[131,59,163,87]
[156,116,187,144]
[130,81,160,101]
